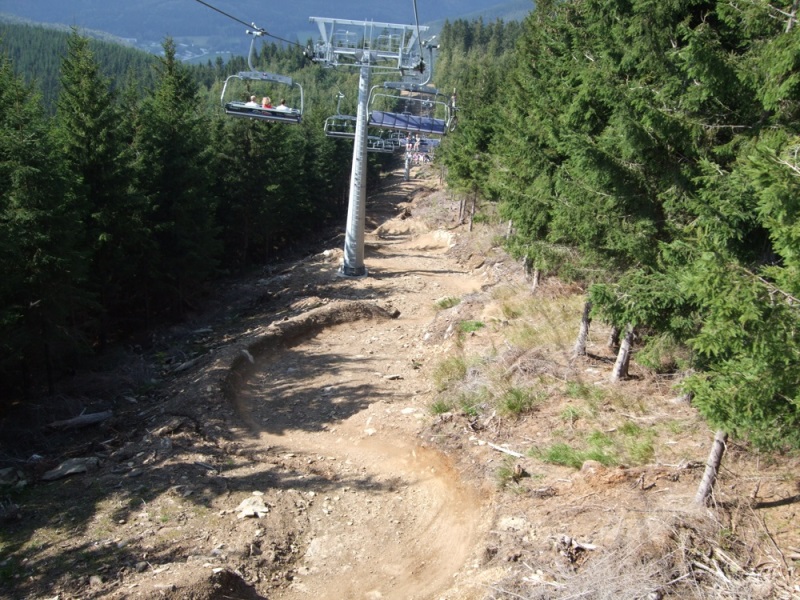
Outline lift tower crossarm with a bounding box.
[309,17,428,71]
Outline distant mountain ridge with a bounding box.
[0,0,533,58]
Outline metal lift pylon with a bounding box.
[342,62,371,276]
[309,17,429,277]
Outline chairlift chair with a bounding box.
[367,81,455,136]
[367,136,394,153]
[323,92,358,138]
[221,30,304,124]
[323,115,358,138]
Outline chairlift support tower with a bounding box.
[309,17,428,277]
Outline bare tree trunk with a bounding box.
[531,268,540,293]
[458,196,466,224]
[468,194,476,232]
[607,324,621,350]
[787,0,799,32]
[505,219,513,238]
[695,430,728,506]
[610,323,635,382]
[572,300,592,359]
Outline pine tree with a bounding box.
[55,31,145,342]
[133,38,220,316]
[0,53,86,395]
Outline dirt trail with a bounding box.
[233,166,491,599]
[8,161,799,600]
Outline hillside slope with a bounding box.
[1,161,797,599]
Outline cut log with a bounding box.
[46,410,112,430]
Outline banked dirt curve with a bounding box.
[231,169,492,599]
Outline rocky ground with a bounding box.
[1,161,799,600]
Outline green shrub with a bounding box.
[498,387,542,417]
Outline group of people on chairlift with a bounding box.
[244,95,292,112]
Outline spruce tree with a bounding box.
[55,31,144,341]
[133,38,220,316]
[0,53,86,394]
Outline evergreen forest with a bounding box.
[3,0,800,463]
[440,0,800,455]
[0,23,401,397]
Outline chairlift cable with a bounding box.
[412,0,422,43]
[191,0,305,49]
[192,0,258,31]
[412,0,424,55]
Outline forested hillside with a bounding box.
[5,0,799,491]
[3,5,800,596]
[0,23,240,112]
[0,0,531,56]
[440,0,800,467]
[0,28,391,398]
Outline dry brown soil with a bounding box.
[2,161,799,600]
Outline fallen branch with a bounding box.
[691,560,730,584]
[46,410,112,430]
[483,441,525,458]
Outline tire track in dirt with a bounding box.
[233,168,492,599]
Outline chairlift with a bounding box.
[367,136,394,153]
[368,81,454,136]
[365,38,456,135]
[221,29,304,124]
[323,92,358,138]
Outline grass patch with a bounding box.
[432,357,467,391]
[664,420,685,435]
[532,442,617,469]
[434,296,461,310]
[506,295,584,350]
[565,381,605,402]
[560,405,582,426]
[497,387,543,418]
[626,436,655,464]
[606,389,648,414]
[432,355,468,391]
[537,423,656,467]
[501,303,522,319]
[457,388,488,417]
[586,430,614,449]
[459,320,485,333]
[619,422,656,464]
[430,399,453,414]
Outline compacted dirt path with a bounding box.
[229,165,493,599]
